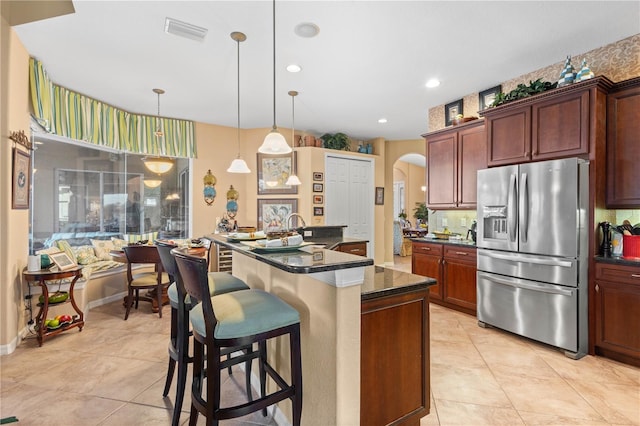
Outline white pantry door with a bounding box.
[325,154,374,255]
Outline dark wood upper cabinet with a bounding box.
[423,120,486,209]
[606,77,640,208]
[481,76,613,167]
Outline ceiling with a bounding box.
[12,1,639,142]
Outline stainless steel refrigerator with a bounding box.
[476,157,589,359]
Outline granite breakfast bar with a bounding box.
[206,234,436,426]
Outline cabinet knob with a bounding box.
[532,150,538,156]
[632,274,640,279]
[524,151,530,157]
[595,284,599,292]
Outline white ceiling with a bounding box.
[12,1,640,142]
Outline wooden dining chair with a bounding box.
[122,245,170,320]
[156,241,251,426]
[173,249,303,426]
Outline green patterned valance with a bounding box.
[29,58,196,158]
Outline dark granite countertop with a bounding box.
[306,237,369,250]
[205,234,373,274]
[409,237,477,247]
[361,266,436,301]
[595,255,640,267]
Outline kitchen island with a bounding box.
[206,234,435,426]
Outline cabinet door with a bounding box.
[594,279,640,359]
[412,243,443,300]
[532,90,589,161]
[486,106,531,166]
[427,133,457,208]
[457,124,486,208]
[443,247,477,313]
[607,82,640,207]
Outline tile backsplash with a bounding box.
[428,210,477,239]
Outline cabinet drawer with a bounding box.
[336,242,367,257]
[412,242,443,256]
[595,262,640,285]
[444,245,476,263]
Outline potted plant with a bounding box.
[413,202,429,227]
[320,132,350,151]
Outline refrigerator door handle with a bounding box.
[508,174,517,242]
[481,251,573,268]
[520,173,529,243]
[481,272,575,296]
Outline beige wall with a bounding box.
[393,161,426,221]
[0,13,34,351]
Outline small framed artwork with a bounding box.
[257,152,298,195]
[257,198,298,231]
[479,85,502,110]
[314,207,324,216]
[49,251,77,271]
[312,250,324,262]
[375,187,384,205]
[313,195,324,204]
[313,183,323,193]
[444,99,463,126]
[313,172,323,181]
[12,148,30,209]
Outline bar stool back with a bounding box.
[173,250,303,425]
[156,241,250,426]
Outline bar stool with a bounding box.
[173,249,303,426]
[156,241,250,426]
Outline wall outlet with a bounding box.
[304,230,313,237]
[460,218,467,227]
[442,218,448,227]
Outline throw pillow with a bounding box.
[73,245,99,265]
[56,240,76,264]
[91,239,115,260]
[111,237,127,251]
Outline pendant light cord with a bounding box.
[236,36,241,158]
[272,0,277,130]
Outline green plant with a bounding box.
[491,79,558,107]
[398,210,407,220]
[320,132,350,151]
[413,202,429,222]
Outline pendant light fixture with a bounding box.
[257,0,292,155]
[227,31,251,173]
[153,88,165,138]
[285,90,301,186]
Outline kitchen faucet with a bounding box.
[285,213,306,231]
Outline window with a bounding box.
[30,135,190,251]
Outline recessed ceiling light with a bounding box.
[426,78,440,88]
[286,64,302,73]
[294,22,320,38]
[378,118,388,124]
[164,17,208,42]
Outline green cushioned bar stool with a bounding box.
[173,249,303,426]
[156,241,250,426]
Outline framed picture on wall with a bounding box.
[479,85,502,110]
[313,183,323,193]
[313,172,323,181]
[313,195,324,204]
[257,198,298,231]
[12,148,30,209]
[313,207,324,216]
[375,187,384,205]
[444,98,463,126]
[257,152,298,195]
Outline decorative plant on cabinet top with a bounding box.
[320,133,350,151]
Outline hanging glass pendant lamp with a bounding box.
[285,90,301,186]
[227,31,251,173]
[258,0,292,154]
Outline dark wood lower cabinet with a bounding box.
[593,261,640,367]
[361,289,430,426]
[334,241,367,257]
[412,241,477,315]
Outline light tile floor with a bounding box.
[0,258,638,425]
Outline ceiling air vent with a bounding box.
[164,17,208,42]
